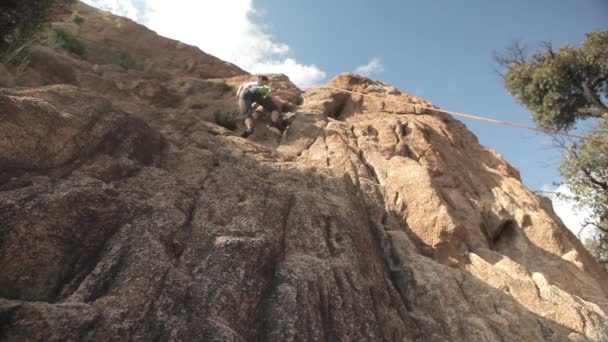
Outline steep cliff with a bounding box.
[1,2,607,341]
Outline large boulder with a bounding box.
[1,3,607,340]
[1,74,607,341]
[63,2,247,80]
[0,85,163,176]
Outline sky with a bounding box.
[82,0,607,238]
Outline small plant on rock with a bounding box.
[117,51,143,71]
[71,11,86,26]
[0,39,34,73]
[53,27,87,57]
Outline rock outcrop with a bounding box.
[1,2,607,341]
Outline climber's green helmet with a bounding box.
[260,85,272,97]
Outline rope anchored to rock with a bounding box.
[322,85,608,144]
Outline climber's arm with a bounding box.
[236,84,244,98]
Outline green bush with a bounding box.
[117,51,142,71]
[0,0,76,48]
[54,27,86,57]
[214,110,240,131]
[71,11,86,26]
[0,39,33,68]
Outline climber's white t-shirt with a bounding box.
[243,82,258,93]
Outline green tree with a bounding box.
[500,31,607,130]
[583,236,608,270]
[559,120,608,238]
[71,11,86,27]
[497,31,608,263]
[0,0,75,49]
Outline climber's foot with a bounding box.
[241,128,254,139]
[272,120,285,133]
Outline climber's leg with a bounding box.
[239,96,255,138]
[257,95,283,132]
[270,110,285,132]
[241,117,254,138]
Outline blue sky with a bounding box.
[252,0,607,190]
[84,0,607,235]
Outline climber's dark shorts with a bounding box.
[239,92,278,119]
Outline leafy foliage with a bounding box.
[498,31,608,264]
[71,11,85,26]
[0,0,75,48]
[559,121,608,234]
[583,236,608,271]
[1,0,77,72]
[117,51,143,71]
[53,27,86,57]
[0,39,33,68]
[501,31,608,130]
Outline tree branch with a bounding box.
[583,168,608,191]
[578,107,608,117]
[578,223,595,240]
[582,219,608,234]
[493,41,527,69]
[541,41,555,59]
[581,80,608,118]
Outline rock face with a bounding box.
[1,3,608,342]
[0,63,15,88]
[72,2,245,80]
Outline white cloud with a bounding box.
[84,0,140,20]
[82,0,326,88]
[355,57,384,76]
[542,184,596,240]
[249,58,326,90]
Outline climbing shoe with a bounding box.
[272,120,285,133]
[241,128,254,138]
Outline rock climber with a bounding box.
[236,75,284,138]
